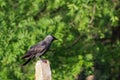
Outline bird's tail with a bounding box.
[22,58,31,66]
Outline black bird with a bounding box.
[22,35,57,66]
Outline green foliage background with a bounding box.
[0,0,120,80]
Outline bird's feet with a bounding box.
[39,57,48,63]
[41,58,48,63]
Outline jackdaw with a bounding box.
[22,35,57,66]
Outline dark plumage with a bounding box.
[22,35,57,66]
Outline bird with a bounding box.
[22,35,57,66]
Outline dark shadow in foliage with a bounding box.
[93,26,120,80]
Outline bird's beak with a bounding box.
[53,36,57,40]
[54,37,57,40]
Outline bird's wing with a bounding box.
[22,41,47,59]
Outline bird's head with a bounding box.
[45,35,57,41]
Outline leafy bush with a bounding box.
[0,0,120,80]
